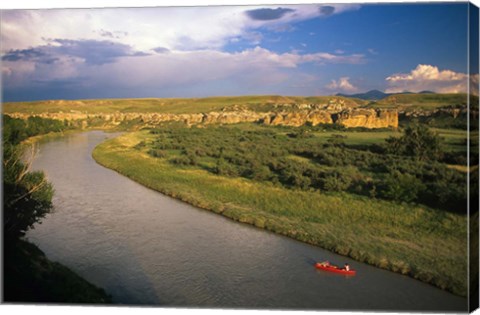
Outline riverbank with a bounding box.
[3,116,112,304]
[4,239,111,304]
[93,130,468,297]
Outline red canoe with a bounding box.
[315,262,356,276]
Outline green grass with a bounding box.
[311,130,400,145]
[289,127,470,153]
[370,93,476,110]
[93,130,468,297]
[3,95,366,115]
[5,93,474,115]
[226,123,470,150]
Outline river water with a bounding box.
[26,130,467,311]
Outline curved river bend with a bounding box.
[27,131,467,311]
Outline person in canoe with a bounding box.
[344,263,350,271]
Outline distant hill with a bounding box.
[336,90,390,101]
[337,90,437,101]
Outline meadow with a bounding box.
[5,93,476,115]
[371,93,474,110]
[2,95,365,115]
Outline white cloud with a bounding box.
[2,47,363,96]
[385,64,468,93]
[1,4,359,53]
[326,77,358,93]
[1,4,364,100]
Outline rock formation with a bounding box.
[6,107,399,129]
[264,110,333,126]
[335,109,398,129]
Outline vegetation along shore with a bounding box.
[3,115,111,303]
[93,121,474,297]
[4,93,478,298]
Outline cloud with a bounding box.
[152,47,170,54]
[2,46,365,100]
[99,29,114,38]
[319,6,335,16]
[2,67,13,76]
[1,5,363,101]
[1,5,360,53]
[2,48,46,62]
[98,29,128,39]
[245,7,294,21]
[300,52,364,65]
[2,39,148,65]
[326,77,359,93]
[385,64,468,93]
[240,31,264,45]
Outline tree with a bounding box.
[385,124,443,161]
[3,143,53,240]
[3,115,27,145]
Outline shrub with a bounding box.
[214,158,239,176]
[379,170,426,203]
[385,124,443,161]
[148,149,166,158]
[321,171,352,192]
[169,156,195,166]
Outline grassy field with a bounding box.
[271,125,473,153]
[5,93,474,115]
[2,95,366,115]
[93,128,469,297]
[370,93,474,110]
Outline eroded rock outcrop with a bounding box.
[264,110,333,126]
[6,107,398,129]
[335,109,398,128]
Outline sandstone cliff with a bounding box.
[6,107,398,129]
[335,108,398,128]
[264,110,333,126]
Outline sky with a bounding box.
[1,1,478,101]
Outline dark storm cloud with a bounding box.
[4,77,90,102]
[319,6,336,16]
[51,39,149,65]
[152,47,170,53]
[2,39,148,65]
[31,77,87,88]
[2,48,46,62]
[245,7,294,21]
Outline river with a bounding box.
[26,130,467,311]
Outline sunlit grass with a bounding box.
[93,130,468,296]
[3,95,365,115]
